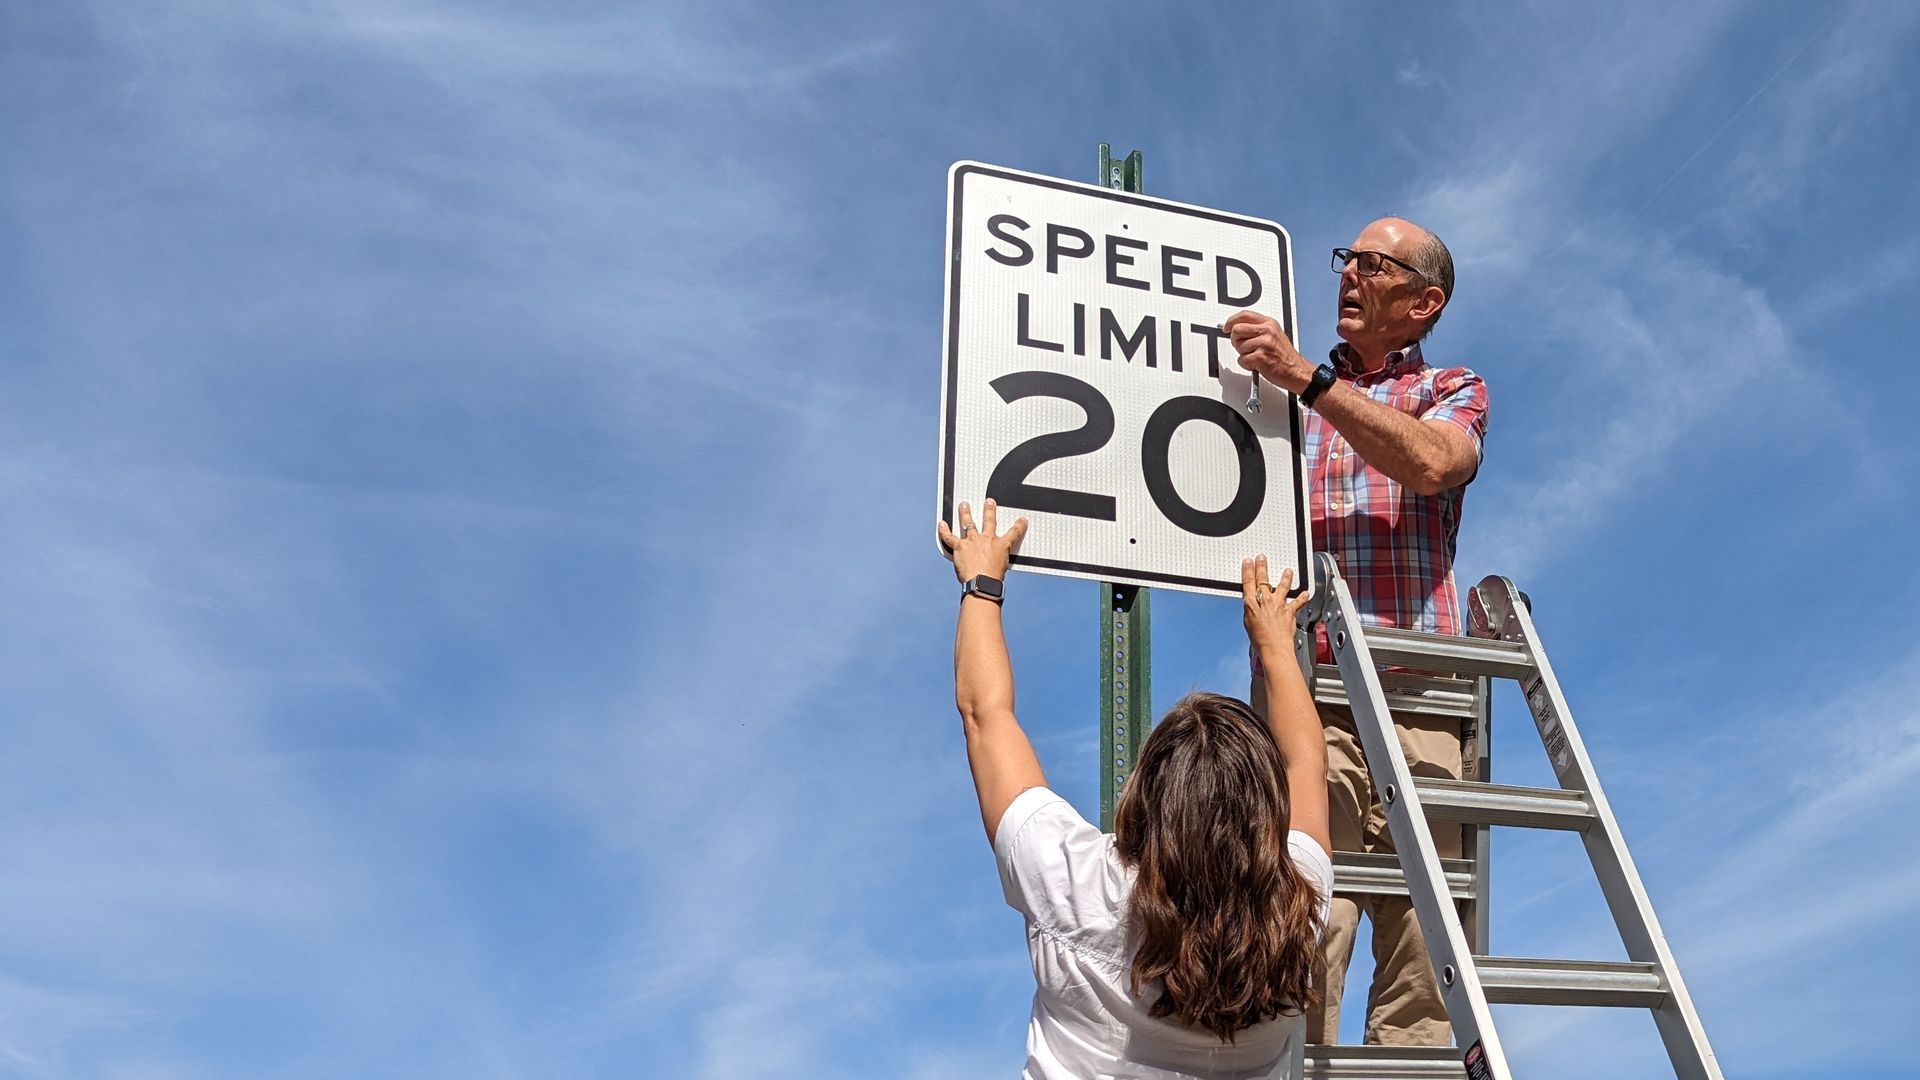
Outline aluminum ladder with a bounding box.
[1293,552,1721,1079]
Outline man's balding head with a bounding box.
[1336,218,1454,356]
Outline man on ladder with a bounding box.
[1225,216,1488,1047]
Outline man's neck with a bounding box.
[1340,337,1418,375]
[1348,344,1390,375]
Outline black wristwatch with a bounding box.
[1299,363,1338,408]
[961,575,1005,604]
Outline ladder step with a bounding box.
[1473,956,1668,1008]
[1411,778,1595,830]
[1313,666,1480,719]
[1304,1044,1466,1078]
[1333,851,1477,900]
[1358,626,1534,679]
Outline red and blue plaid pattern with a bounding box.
[1256,342,1489,672]
[1311,341,1488,636]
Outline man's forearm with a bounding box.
[1310,380,1472,495]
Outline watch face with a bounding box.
[967,576,1003,599]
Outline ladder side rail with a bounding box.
[1318,554,1510,1078]
[1466,674,1492,954]
[1477,577,1723,1080]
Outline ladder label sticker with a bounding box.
[1464,1040,1494,1080]
[1525,676,1572,772]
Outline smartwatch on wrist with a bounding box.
[961,575,1005,604]
[1299,363,1338,408]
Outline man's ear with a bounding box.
[1411,285,1447,323]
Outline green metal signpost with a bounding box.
[1097,144,1151,831]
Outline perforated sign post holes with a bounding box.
[938,162,1311,596]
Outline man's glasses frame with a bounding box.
[1331,247,1422,279]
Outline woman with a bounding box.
[939,498,1333,1079]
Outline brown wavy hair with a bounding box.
[1113,692,1323,1040]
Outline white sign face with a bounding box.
[938,161,1310,597]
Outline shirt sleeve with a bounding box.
[1287,830,1336,938]
[1422,366,1490,462]
[994,787,1117,929]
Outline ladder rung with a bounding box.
[1304,1044,1466,1078]
[1333,852,1477,900]
[1357,626,1534,679]
[1473,955,1668,1007]
[1313,667,1480,719]
[1412,778,1595,830]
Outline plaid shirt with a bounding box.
[1313,340,1489,634]
[1257,341,1490,671]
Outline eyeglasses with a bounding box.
[1332,247,1422,279]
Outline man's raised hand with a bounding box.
[1223,311,1313,394]
[937,498,1029,583]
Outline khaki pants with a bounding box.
[1307,703,1464,1046]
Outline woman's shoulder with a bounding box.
[996,789,1133,937]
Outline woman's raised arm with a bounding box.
[1242,557,1331,857]
[938,499,1047,843]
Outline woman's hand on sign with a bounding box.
[937,499,1028,583]
[1242,557,1309,656]
[1223,311,1312,393]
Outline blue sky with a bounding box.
[2,2,1917,1077]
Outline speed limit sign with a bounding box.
[937,161,1310,596]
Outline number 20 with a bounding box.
[984,371,1266,538]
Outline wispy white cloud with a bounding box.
[1465,248,1798,579]
[1710,4,1920,238]
[0,976,145,1077]
[3,1,1914,1075]
[1395,60,1446,93]
[2,1,930,1075]
[1400,3,1913,582]
[1409,163,1537,274]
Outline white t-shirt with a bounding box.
[994,787,1333,1080]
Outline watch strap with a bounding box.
[1299,363,1338,407]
